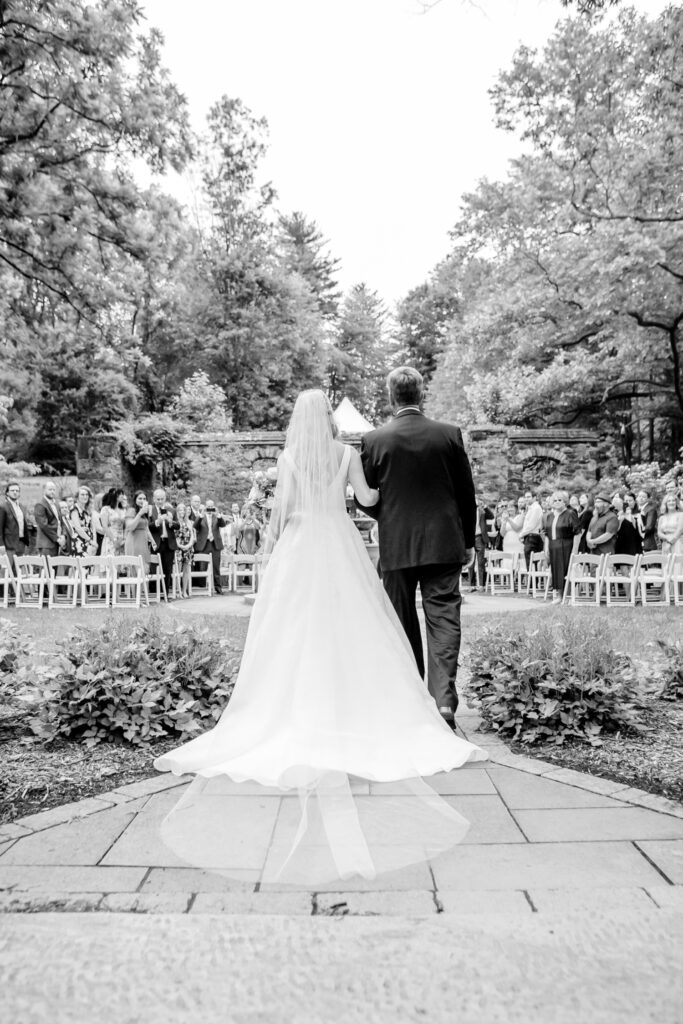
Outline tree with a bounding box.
[169,371,232,431]
[278,212,341,321]
[394,263,460,384]
[329,284,395,421]
[428,6,683,462]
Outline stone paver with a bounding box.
[487,766,622,809]
[513,807,683,843]
[445,795,527,844]
[12,797,118,832]
[190,892,313,915]
[315,890,436,916]
[429,840,666,891]
[437,889,532,915]
[0,865,146,892]
[635,840,683,884]
[99,893,191,913]
[140,867,258,892]
[647,886,683,909]
[541,767,629,797]
[528,886,656,914]
[0,799,145,866]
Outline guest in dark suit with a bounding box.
[34,481,65,558]
[541,490,581,603]
[59,500,76,555]
[576,492,594,553]
[473,496,494,590]
[149,488,178,596]
[0,482,30,568]
[358,366,475,728]
[636,489,659,552]
[192,500,227,594]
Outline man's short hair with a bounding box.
[5,482,19,494]
[387,366,423,407]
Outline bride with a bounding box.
[155,389,486,884]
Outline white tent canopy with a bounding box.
[333,397,374,434]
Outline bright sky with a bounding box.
[139,0,670,305]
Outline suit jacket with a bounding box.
[541,508,580,543]
[476,505,495,548]
[149,504,178,551]
[0,499,30,551]
[359,410,475,571]
[34,497,62,553]
[639,504,658,552]
[192,513,227,552]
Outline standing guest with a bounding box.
[92,492,105,555]
[237,509,261,555]
[519,489,544,569]
[59,500,76,555]
[500,500,524,560]
[568,494,581,513]
[577,492,594,553]
[70,486,96,556]
[472,495,494,591]
[34,481,65,558]
[125,491,156,569]
[659,479,679,513]
[636,489,659,552]
[657,494,683,555]
[149,488,178,597]
[586,494,619,556]
[226,502,244,554]
[100,488,128,557]
[0,482,30,569]
[174,501,196,598]
[493,500,506,551]
[190,494,202,519]
[193,500,227,595]
[541,490,581,604]
[616,491,642,556]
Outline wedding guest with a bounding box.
[149,488,178,596]
[636,489,659,552]
[472,495,494,590]
[190,494,202,519]
[586,494,619,555]
[542,490,581,603]
[568,494,581,513]
[193,499,227,595]
[92,492,105,555]
[237,509,261,555]
[174,501,196,598]
[519,489,544,569]
[226,502,244,554]
[659,479,679,513]
[493,500,506,551]
[124,491,156,570]
[70,486,96,556]
[577,492,594,553]
[34,481,65,558]
[500,500,524,559]
[0,482,30,568]
[100,487,128,557]
[59,500,76,555]
[615,491,642,556]
[657,494,683,555]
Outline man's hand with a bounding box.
[464,547,475,568]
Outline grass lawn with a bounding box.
[1,602,681,825]
[463,605,683,804]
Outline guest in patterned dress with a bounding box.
[70,486,96,556]
[100,487,128,557]
[174,501,196,598]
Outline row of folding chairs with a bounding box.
[562,552,683,607]
[0,554,173,609]
[469,550,683,605]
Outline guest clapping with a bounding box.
[125,491,156,570]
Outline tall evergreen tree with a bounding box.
[278,212,341,321]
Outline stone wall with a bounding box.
[78,426,605,503]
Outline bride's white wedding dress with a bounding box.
[155,427,486,885]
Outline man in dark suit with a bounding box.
[149,488,178,597]
[0,482,30,568]
[193,500,227,594]
[473,496,495,591]
[359,366,476,728]
[34,481,65,558]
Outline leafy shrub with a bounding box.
[466,619,645,746]
[0,619,47,738]
[651,640,683,702]
[33,616,239,748]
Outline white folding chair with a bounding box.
[0,552,14,608]
[46,556,80,609]
[220,550,234,593]
[564,554,605,606]
[190,554,214,596]
[528,551,551,600]
[670,553,683,606]
[144,553,167,604]
[233,553,258,593]
[603,554,639,606]
[485,551,516,595]
[111,556,146,608]
[78,556,112,608]
[14,555,49,608]
[636,553,672,606]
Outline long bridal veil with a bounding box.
[155,390,485,885]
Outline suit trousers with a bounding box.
[523,534,543,569]
[474,536,487,587]
[157,539,176,594]
[381,562,463,714]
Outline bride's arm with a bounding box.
[348,447,379,506]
